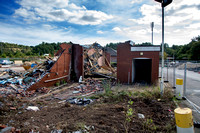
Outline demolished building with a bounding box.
[27,43,115,91]
[0,42,114,92]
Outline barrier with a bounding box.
[176,78,183,99]
[174,107,194,133]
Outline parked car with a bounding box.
[0,59,13,65]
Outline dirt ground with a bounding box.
[0,84,176,133]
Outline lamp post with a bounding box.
[151,22,154,45]
[154,0,173,96]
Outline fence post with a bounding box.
[173,63,176,88]
[183,63,187,97]
[167,61,169,81]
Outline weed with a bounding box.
[76,122,86,130]
[133,91,140,96]
[102,79,112,95]
[55,81,60,87]
[142,118,157,132]
[124,99,134,133]
[163,88,174,100]
[61,79,66,84]
[172,96,181,106]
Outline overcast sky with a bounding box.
[0,0,200,46]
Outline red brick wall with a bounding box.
[28,44,72,91]
[117,42,160,84]
[72,44,84,81]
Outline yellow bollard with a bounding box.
[174,108,194,133]
[176,78,183,99]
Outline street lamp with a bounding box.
[154,0,173,96]
[151,22,154,45]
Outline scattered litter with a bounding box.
[168,109,172,112]
[54,78,103,100]
[72,125,94,133]
[138,113,145,119]
[66,98,93,106]
[51,129,63,133]
[73,131,82,133]
[73,91,80,94]
[26,106,40,111]
[79,76,83,83]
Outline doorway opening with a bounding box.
[132,58,152,84]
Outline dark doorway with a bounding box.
[132,59,152,84]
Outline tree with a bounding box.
[105,42,119,50]
[189,42,200,60]
[136,42,153,46]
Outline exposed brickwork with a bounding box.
[28,44,72,91]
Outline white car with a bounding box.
[0,60,13,65]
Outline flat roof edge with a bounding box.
[131,46,160,51]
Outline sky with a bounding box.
[0,0,200,46]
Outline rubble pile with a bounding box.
[54,78,103,100]
[0,58,58,97]
[83,43,115,78]
[177,62,200,72]
[0,42,115,98]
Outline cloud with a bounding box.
[14,0,113,25]
[97,30,103,34]
[131,0,143,4]
[1,0,200,47]
[0,22,121,46]
[112,27,122,32]
[109,0,200,46]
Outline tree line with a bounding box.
[0,35,200,60]
[0,42,62,58]
[106,36,200,60]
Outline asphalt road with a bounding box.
[161,67,200,107]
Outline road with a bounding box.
[161,67,200,107]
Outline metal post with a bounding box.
[167,59,169,81]
[196,61,198,72]
[183,63,187,97]
[160,6,164,95]
[173,63,176,88]
[151,22,154,45]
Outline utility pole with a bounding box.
[151,22,154,45]
[154,0,173,96]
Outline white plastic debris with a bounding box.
[26,106,40,111]
[73,91,80,94]
[138,113,145,119]
[79,76,83,83]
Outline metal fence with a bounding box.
[160,60,200,98]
